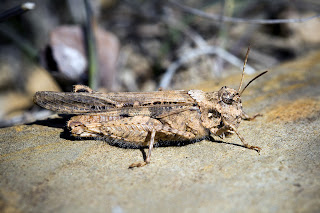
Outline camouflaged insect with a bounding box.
[33,48,267,168]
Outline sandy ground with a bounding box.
[1,51,320,213]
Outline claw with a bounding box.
[246,145,261,153]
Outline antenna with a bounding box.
[239,71,268,96]
[238,46,251,93]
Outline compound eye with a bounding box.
[208,109,220,118]
[222,97,232,104]
[222,93,233,104]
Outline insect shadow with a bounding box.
[27,114,73,129]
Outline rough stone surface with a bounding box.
[1,51,320,213]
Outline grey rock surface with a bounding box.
[1,51,320,213]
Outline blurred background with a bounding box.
[0,0,319,126]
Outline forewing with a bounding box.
[33,90,197,115]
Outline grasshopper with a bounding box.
[33,48,267,168]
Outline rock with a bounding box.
[1,51,320,212]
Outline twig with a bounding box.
[0,110,53,128]
[0,2,35,22]
[214,0,232,75]
[169,0,320,24]
[162,10,218,78]
[84,0,99,90]
[159,46,255,89]
[0,25,38,59]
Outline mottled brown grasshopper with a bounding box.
[33,48,267,168]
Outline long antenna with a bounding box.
[239,71,268,96]
[238,46,251,93]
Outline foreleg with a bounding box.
[229,124,261,153]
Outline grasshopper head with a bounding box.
[218,86,241,105]
[216,86,243,129]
